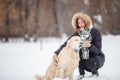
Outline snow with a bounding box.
[94,15,102,23]
[0,35,120,80]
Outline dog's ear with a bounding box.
[66,39,71,47]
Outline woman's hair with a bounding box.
[75,18,80,30]
[72,12,92,32]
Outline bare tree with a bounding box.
[89,0,101,29]
[0,0,16,41]
[57,0,64,37]
[33,0,40,42]
[100,0,120,34]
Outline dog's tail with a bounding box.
[35,75,44,80]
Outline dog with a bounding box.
[36,36,82,80]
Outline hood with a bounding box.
[72,12,92,31]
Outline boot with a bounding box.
[92,70,99,77]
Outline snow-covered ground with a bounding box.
[0,35,120,80]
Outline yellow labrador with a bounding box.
[36,36,81,80]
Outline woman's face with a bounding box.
[77,18,86,28]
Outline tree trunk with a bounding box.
[57,0,64,37]
[100,0,120,34]
[33,0,40,42]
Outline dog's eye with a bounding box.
[75,39,78,41]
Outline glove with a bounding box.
[82,41,91,48]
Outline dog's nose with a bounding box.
[79,42,83,48]
[79,45,82,48]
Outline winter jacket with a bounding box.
[55,28,105,57]
[55,28,105,70]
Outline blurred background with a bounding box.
[0,1,120,80]
[0,0,120,42]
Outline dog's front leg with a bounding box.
[68,73,73,80]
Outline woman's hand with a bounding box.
[82,41,91,48]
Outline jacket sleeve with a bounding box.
[89,29,102,55]
[54,32,77,55]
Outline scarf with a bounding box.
[78,26,92,59]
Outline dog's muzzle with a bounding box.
[73,48,79,53]
[73,42,83,53]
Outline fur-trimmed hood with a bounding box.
[72,12,92,31]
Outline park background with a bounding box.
[0,0,120,41]
[0,0,120,80]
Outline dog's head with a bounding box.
[67,36,82,52]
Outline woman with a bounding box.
[54,12,105,79]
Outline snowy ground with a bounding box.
[0,35,120,80]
